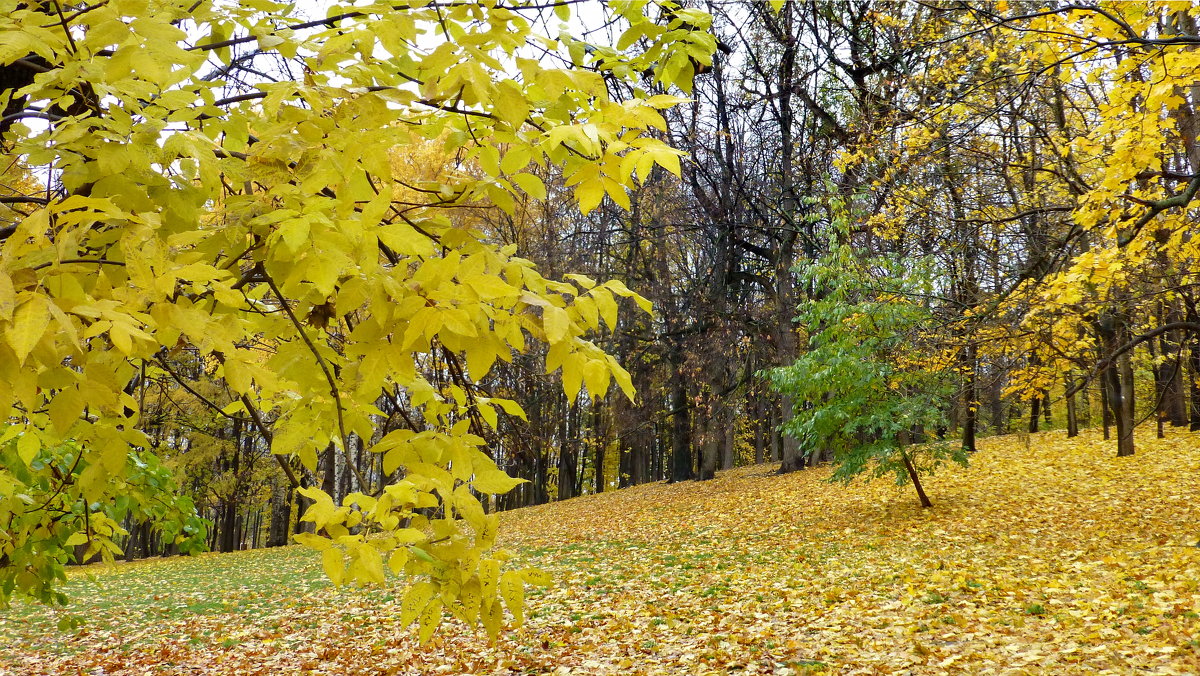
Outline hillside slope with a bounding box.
[3,428,1200,674]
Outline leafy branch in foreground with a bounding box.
[0,0,714,640]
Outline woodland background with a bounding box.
[4,0,1199,566]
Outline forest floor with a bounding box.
[2,427,1200,675]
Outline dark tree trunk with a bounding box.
[720,408,735,470]
[1192,337,1200,431]
[754,398,767,464]
[698,413,718,481]
[962,343,978,453]
[769,404,781,462]
[267,481,293,547]
[669,366,694,482]
[217,419,242,553]
[1099,317,1135,456]
[900,448,933,508]
[557,400,578,500]
[294,472,314,535]
[593,403,606,493]
[1101,377,1113,441]
[1065,372,1079,438]
[1119,351,1136,454]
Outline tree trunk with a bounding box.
[294,472,314,535]
[962,343,978,452]
[754,399,767,464]
[1191,337,1200,431]
[1065,372,1079,438]
[593,402,606,493]
[267,481,293,547]
[1099,319,1136,457]
[720,408,735,470]
[557,399,579,500]
[900,448,933,508]
[769,404,781,462]
[1078,375,1092,428]
[1101,376,1112,441]
[669,366,694,482]
[697,413,718,481]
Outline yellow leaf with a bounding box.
[519,567,552,587]
[472,469,526,494]
[590,287,618,330]
[499,570,525,627]
[387,548,409,575]
[294,532,332,551]
[399,581,437,627]
[0,272,13,322]
[481,597,502,641]
[7,295,50,364]
[417,598,443,644]
[576,180,605,214]
[512,173,546,200]
[459,575,482,625]
[322,547,346,586]
[543,305,569,343]
[16,432,39,467]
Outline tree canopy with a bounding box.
[0,0,714,638]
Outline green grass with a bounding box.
[0,546,329,656]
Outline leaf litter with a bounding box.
[2,426,1199,674]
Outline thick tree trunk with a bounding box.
[769,404,781,462]
[218,419,242,553]
[557,399,579,500]
[697,414,719,481]
[1192,338,1200,431]
[267,481,292,547]
[669,366,694,482]
[720,409,735,470]
[777,398,806,473]
[1099,320,1136,457]
[1119,350,1135,438]
[989,374,1006,435]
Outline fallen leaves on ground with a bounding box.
[2,426,1199,674]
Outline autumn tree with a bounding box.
[0,0,715,639]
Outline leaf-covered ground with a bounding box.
[3,427,1200,674]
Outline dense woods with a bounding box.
[3,0,1200,643]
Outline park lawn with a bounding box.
[2,427,1200,675]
